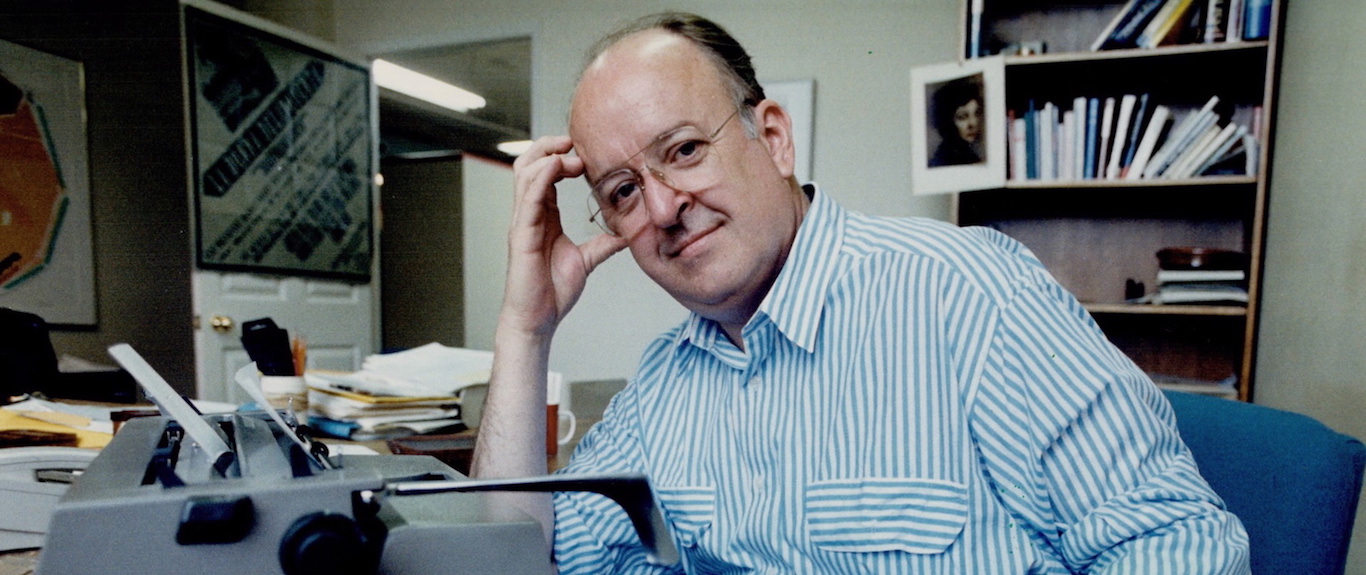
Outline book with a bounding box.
[1175,0,1208,45]
[1241,133,1260,174]
[1097,97,1117,179]
[1155,283,1248,304]
[1242,0,1272,39]
[1083,98,1100,179]
[1165,111,1221,177]
[968,0,984,57]
[1060,109,1076,180]
[1227,0,1246,41]
[1138,0,1197,48]
[1071,96,1088,180]
[1204,0,1230,43]
[1144,96,1220,178]
[1164,121,1225,179]
[1091,0,1140,50]
[1150,373,1239,398]
[1157,268,1246,283]
[1106,94,1138,179]
[1095,0,1170,50]
[1008,114,1027,180]
[1125,104,1172,179]
[1120,93,1152,172]
[1040,102,1056,180]
[1191,123,1248,177]
[1025,100,1039,180]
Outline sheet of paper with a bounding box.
[107,344,232,468]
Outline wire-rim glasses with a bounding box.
[587,107,742,237]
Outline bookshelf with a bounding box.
[936,0,1282,400]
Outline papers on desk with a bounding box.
[303,344,493,440]
[360,343,495,395]
[0,397,115,448]
[305,372,463,440]
[303,343,565,441]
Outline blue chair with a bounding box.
[1165,390,1366,575]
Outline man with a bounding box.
[472,12,1250,574]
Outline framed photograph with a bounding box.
[186,5,375,281]
[0,39,97,326]
[910,56,1005,195]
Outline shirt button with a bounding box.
[752,475,765,492]
[748,375,761,386]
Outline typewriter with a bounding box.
[35,346,676,575]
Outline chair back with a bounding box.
[0,307,60,398]
[1165,390,1366,575]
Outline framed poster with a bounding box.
[186,5,374,281]
[910,56,1006,195]
[0,39,97,326]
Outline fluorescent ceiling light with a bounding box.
[497,140,534,156]
[373,58,486,113]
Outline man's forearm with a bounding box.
[470,326,556,539]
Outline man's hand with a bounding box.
[502,135,628,339]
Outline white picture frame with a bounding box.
[763,79,815,184]
[0,39,97,325]
[910,56,1006,195]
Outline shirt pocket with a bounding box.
[805,477,969,555]
[655,484,716,549]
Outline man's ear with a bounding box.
[753,99,796,179]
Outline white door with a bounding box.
[193,270,375,403]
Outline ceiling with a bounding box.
[375,37,531,164]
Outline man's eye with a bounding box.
[666,140,709,166]
[610,179,639,206]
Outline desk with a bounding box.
[0,549,37,575]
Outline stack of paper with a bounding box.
[360,343,495,396]
[1153,268,1248,305]
[303,344,497,440]
[306,371,464,440]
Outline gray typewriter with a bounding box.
[34,346,676,575]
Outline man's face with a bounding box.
[569,31,804,329]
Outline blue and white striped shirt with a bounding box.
[553,186,1249,574]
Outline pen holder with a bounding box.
[260,375,308,413]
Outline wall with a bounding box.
[1255,1,1366,571]
[333,0,959,383]
[379,155,465,350]
[461,154,514,353]
[0,0,196,389]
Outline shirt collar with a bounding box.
[674,184,845,355]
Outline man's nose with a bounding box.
[640,169,689,228]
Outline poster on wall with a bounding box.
[186,6,374,281]
[0,39,97,326]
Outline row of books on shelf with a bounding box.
[1092,0,1273,51]
[1007,94,1260,183]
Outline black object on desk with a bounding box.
[0,307,137,404]
[240,317,296,376]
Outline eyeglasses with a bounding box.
[587,107,742,237]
